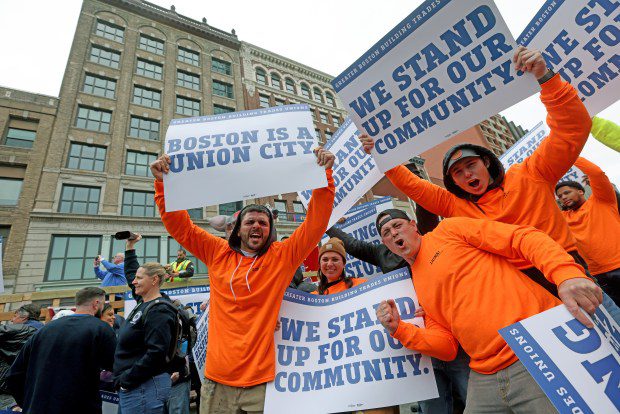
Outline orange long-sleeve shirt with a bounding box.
[561,158,620,275]
[391,217,587,374]
[385,75,591,269]
[312,277,366,295]
[155,170,335,387]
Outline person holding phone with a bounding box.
[94,251,126,287]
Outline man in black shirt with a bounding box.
[7,287,116,414]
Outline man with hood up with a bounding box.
[359,47,620,322]
[150,149,335,413]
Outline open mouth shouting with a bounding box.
[468,178,480,189]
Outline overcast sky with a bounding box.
[0,0,617,182]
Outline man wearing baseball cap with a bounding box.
[556,157,620,306]
[374,210,601,413]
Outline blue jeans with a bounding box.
[419,346,470,414]
[165,380,190,414]
[119,373,171,414]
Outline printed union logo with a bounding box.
[430,251,442,265]
[131,311,142,324]
[451,149,463,160]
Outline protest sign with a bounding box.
[123,285,209,316]
[298,118,382,229]
[345,195,394,219]
[499,121,584,183]
[264,268,437,413]
[499,305,620,414]
[323,206,383,279]
[101,391,119,414]
[518,0,620,116]
[332,0,539,172]
[192,303,209,384]
[0,236,4,293]
[163,105,326,211]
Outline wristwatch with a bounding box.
[537,69,555,85]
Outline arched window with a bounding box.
[271,73,281,89]
[255,68,267,85]
[313,87,323,103]
[300,83,310,99]
[325,92,336,107]
[285,78,296,94]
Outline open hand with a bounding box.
[359,134,374,154]
[376,299,401,335]
[150,154,171,182]
[558,278,603,328]
[513,46,548,79]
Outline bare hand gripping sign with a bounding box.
[332,0,540,172]
[163,105,326,212]
[264,269,438,414]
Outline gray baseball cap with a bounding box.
[445,148,480,172]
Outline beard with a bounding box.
[94,307,103,319]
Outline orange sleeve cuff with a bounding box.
[539,73,563,98]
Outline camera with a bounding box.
[113,231,138,240]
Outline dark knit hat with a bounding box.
[555,181,584,193]
[376,209,411,235]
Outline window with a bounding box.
[259,95,270,108]
[46,235,101,281]
[285,78,296,94]
[168,238,207,274]
[211,58,231,75]
[129,116,159,140]
[75,106,111,133]
[213,104,234,114]
[187,208,203,220]
[176,96,200,116]
[311,110,317,121]
[178,46,200,66]
[275,98,286,106]
[274,200,287,214]
[95,19,124,43]
[325,92,336,107]
[293,201,305,214]
[89,45,120,68]
[58,185,100,215]
[111,236,159,264]
[125,150,157,176]
[139,34,165,55]
[122,190,156,217]
[313,87,323,103]
[255,68,267,85]
[0,226,9,255]
[67,143,106,171]
[177,70,200,90]
[301,83,310,99]
[136,58,163,80]
[0,178,22,206]
[325,131,333,140]
[132,85,161,108]
[219,201,242,216]
[333,116,341,127]
[315,129,322,141]
[4,119,37,148]
[319,112,329,124]
[83,74,116,99]
[212,81,233,98]
[271,73,281,89]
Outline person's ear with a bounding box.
[483,157,490,168]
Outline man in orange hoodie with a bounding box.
[374,210,602,413]
[150,149,335,414]
[556,157,620,306]
[360,46,620,323]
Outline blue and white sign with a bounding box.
[101,391,119,414]
[323,205,384,279]
[332,0,539,172]
[192,303,209,384]
[518,0,620,116]
[298,118,383,229]
[345,196,394,219]
[499,305,620,414]
[163,105,326,211]
[499,121,584,183]
[264,269,437,414]
[124,285,210,316]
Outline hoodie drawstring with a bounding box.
[229,255,258,301]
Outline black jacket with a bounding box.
[114,249,177,390]
[0,322,39,393]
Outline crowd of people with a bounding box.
[0,46,617,414]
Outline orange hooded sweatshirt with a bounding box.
[391,217,587,374]
[561,158,620,275]
[313,277,366,295]
[385,75,592,270]
[154,170,335,387]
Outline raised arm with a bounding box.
[151,155,227,267]
[94,265,107,281]
[591,116,620,152]
[326,225,383,267]
[574,157,618,206]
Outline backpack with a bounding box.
[140,299,196,365]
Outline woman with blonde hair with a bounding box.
[113,234,177,414]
